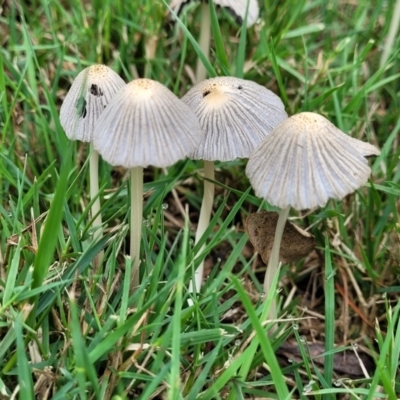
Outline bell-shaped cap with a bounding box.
[181,76,288,161]
[246,112,380,210]
[92,78,204,169]
[60,64,126,142]
[245,211,315,264]
[169,0,259,27]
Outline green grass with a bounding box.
[1,0,400,398]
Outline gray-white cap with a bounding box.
[60,64,125,142]
[181,76,288,161]
[169,0,260,27]
[246,112,380,210]
[92,78,204,169]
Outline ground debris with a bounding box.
[277,341,374,377]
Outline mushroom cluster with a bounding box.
[59,64,380,307]
[60,67,204,292]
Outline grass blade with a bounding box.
[15,313,34,399]
[168,211,189,400]
[70,296,101,399]
[232,276,291,399]
[32,145,71,294]
[323,236,335,395]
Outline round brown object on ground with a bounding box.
[245,211,315,264]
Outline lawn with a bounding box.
[0,0,399,399]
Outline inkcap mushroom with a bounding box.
[246,111,380,320]
[93,78,203,291]
[60,64,125,269]
[182,76,288,294]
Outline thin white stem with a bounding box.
[190,161,215,294]
[380,0,400,67]
[89,146,103,271]
[190,2,213,298]
[195,1,211,83]
[263,206,291,320]
[130,166,143,292]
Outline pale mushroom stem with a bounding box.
[195,1,211,83]
[130,166,144,293]
[189,1,213,296]
[191,160,215,293]
[263,206,291,320]
[89,145,104,271]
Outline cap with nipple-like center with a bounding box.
[60,64,126,143]
[181,76,288,161]
[92,78,204,168]
[169,0,260,27]
[246,112,381,210]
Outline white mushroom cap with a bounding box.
[169,0,259,27]
[92,78,204,169]
[181,76,288,161]
[60,64,126,143]
[246,112,380,210]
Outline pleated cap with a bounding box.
[60,64,126,142]
[181,76,288,161]
[92,78,204,168]
[169,0,259,27]
[246,112,380,210]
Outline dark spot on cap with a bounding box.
[90,84,103,97]
[238,85,243,90]
[203,90,211,97]
[76,96,87,118]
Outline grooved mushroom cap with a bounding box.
[60,64,126,142]
[169,0,260,27]
[181,76,288,161]
[92,78,204,169]
[246,112,380,210]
